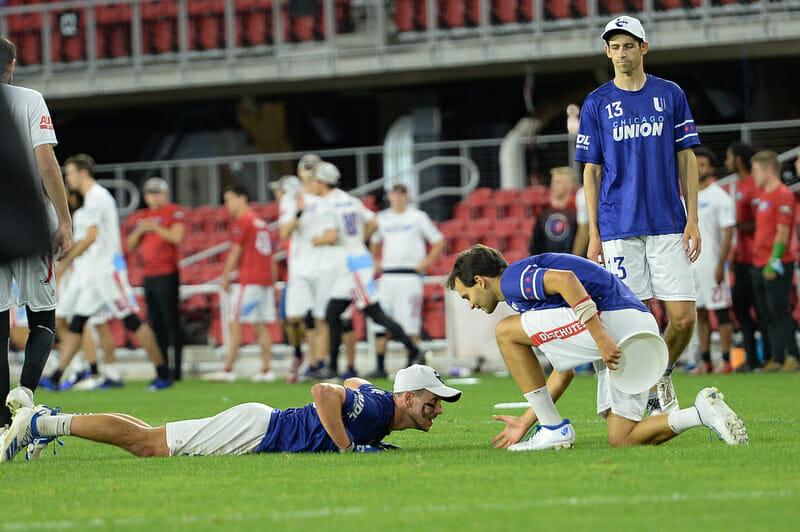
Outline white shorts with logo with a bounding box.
[692,265,731,311]
[373,273,423,336]
[0,254,57,312]
[73,268,139,319]
[602,234,696,302]
[520,307,659,422]
[329,253,378,309]
[229,284,276,324]
[285,268,338,320]
[166,403,274,456]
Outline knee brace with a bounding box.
[123,313,143,332]
[68,315,90,334]
[303,311,315,331]
[27,307,56,333]
[342,318,354,334]
[714,309,732,326]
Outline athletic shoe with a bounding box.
[286,357,304,384]
[762,360,782,373]
[24,405,63,461]
[366,368,388,379]
[781,357,799,373]
[6,386,34,414]
[646,396,663,417]
[203,370,236,382]
[688,361,712,375]
[694,387,748,445]
[339,369,358,380]
[407,349,429,366]
[656,376,679,414]
[93,377,124,390]
[734,363,754,374]
[251,370,276,383]
[0,406,46,462]
[59,368,93,391]
[38,377,60,392]
[713,361,733,375]
[508,419,575,451]
[312,367,339,381]
[147,378,174,391]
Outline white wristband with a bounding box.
[572,297,598,325]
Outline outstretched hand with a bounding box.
[491,414,529,449]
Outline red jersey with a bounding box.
[734,174,759,265]
[231,210,273,285]
[753,183,795,268]
[139,203,185,277]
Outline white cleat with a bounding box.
[694,387,748,445]
[1,407,37,463]
[203,370,236,383]
[251,370,276,383]
[6,386,34,415]
[508,419,576,451]
[656,376,680,414]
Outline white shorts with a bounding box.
[285,268,338,320]
[373,273,423,336]
[229,284,276,324]
[329,253,378,309]
[692,265,731,311]
[166,403,274,456]
[0,254,57,312]
[602,234,696,302]
[520,307,658,422]
[73,268,139,319]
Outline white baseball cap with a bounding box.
[312,161,340,185]
[602,16,646,42]
[297,154,321,172]
[269,175,302,193]
[393,365,462,402]
[143,177,168,193]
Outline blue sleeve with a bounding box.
[501,262,547,302]
[341,385,390,444]
[575,97,602,164]
[672,87,700,151]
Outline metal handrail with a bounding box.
[97,178,139,217]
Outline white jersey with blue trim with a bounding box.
[500,254,648,314]
[316,188,375,259]
[372,207,443,270]
[575,75,700,240]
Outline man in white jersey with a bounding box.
[368,184,445,377]
[689,147,735,375]
[310,163,425,379]
[40,154,171,392]
[576,17,701,415]
[1,37,73,429]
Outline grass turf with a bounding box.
[0,372,797,531]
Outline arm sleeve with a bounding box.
[231,219,247,246]
[500,262,547,302]
[574,98,602,164]
[29,92,58,148]
[777,189,795,227]
[420,212,444,244]
[673,87,700,150]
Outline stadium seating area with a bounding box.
[4,0,354,65]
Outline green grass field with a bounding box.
[1,372,797,531]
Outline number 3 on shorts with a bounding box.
[607,256,627,280]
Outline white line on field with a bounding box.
[1,489,793,529]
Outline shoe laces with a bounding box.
[25,437,64,461]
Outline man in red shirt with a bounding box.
[127,177,185,381]
[205,184,276,382]
[750,150,800,373]
[725,142,763,372]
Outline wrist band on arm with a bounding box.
[572,296,598,325]
[770,241,786,262]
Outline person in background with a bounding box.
[529,167,578,256]
[725,142,763,373]
[127,178,185,381]
[688,147,735,375]
[749,151,800,373]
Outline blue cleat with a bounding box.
[147,378,173,391]
[38,377,59,392]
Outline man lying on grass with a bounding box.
[1,365,461,461]
[447,245,748,451]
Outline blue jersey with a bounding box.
[575,75,700,240]
[256,384,395,453]
[500,254,648,314]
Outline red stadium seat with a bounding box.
[468,218,493,239]
[482,231,506,252]
[441,0,466,28]
[506,201,526,220]
[394,0,415,32]
[236,0,268,46]
[8,0,44,66]
[95,4,132,59]
[494,218,520,238]
[518,0,535,21]
[142,1,178,54]
[50,7,86,63]
[466,187,493,205]
[504,249,528,265]
[414,0,438,30]
[465,0,482,26]
[545,0,572,19]
[453,202,473,220]
[188,0,226,51]
[492,0,518,24]
[507,230,530,253]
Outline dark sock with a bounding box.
[722,351,730,362]
[156,364,171,381]
[701,351,711,363]
[50,368,64,385]
[348,366,356,374]
[20,308,55,392]
[90,363,99,375]
[364,304,419,356]
[376,353,385,371]
[294,345,303,359]
[0,310,10,426]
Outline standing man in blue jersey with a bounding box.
[446,245,747,452]
[576,16,701,416]
[1,364,461,461]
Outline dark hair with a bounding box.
[727,142,755,172]
[445,245,508,290]
[693,146,716,166]
[604,31,643,46]
[0,37,16,71]
[224,183,250,200]
[64,153,96,176]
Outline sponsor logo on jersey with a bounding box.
[780,205,792,214]
[612,120,664,141]
[39,116,54,130]
[530,320,586,346]
[653,97,666,112]
[347,390,365,420]
[576,134,591,151]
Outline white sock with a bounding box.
[524,386,562,426]
[36,414,74,438]
[667,407,701,434]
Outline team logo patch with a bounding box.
[653,97,666,112]
[544,213,571,242]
